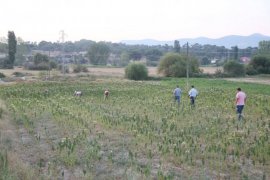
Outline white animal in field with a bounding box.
[74,91,82,97]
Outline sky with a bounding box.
[0,0,270,43]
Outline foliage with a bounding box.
[27,63,49,70]
[2,31,17,69]
[25,53,51,70]
[223,60,245,76]
[87,42,110,65]
[119,52,130,66]
[128,50,142,60]
[0,38,260,69]
[57,64,69,73]
[49,60,57,69]
[232,46,238,61]
[125,62,148,80]
[246,55,270,75]
[174,40,180,53]
[73,64,89,73]
[12,72,25,77]
[258,40,270,56]
[0,72,5,78]
[0,42,7,53]
[8,31,17,66]
[201,57,211,65]
[34,53,49,65]
[145,49,163,62]
[158,53,200,77]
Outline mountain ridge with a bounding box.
[121,33,270,48]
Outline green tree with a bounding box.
[34,53,49,65]
[223,60,245,76]
[145,49,163,66]
[258,40,270,56]
[201,57,210,65]
[232,46,238,61]
[174,40,180,53]
[158,53,199,77]
[119,52,130,66]
[125,63,148,80]
[26,53,51,70]
[0,42,7,53]
[5,31,17,68]
[15,38,31,66]
[246,55,270,75]
[128,50,142,60]
[87,42,110,65]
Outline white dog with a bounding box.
[74,91,82,97]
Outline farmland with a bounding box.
[0,77,270,179]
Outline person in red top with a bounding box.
[235,87,247,120]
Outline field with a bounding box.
[0,66,219,78]
[0,70,270,179]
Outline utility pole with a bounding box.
[59,30,67,75]
[48,50,51,80]
[186,42,189,89]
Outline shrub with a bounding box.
[28,63,50,70]
[246,64,258,75]
[58,64,69,73]
[248,55,270,74]
[12,72,25,77]
[0,72,5,78]
[158,53,200,77]
[73,65,89,73]
[125,63,148,80]
[223,60,245,77]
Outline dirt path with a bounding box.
[225,77,270,85]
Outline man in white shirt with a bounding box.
[188,85,198,107]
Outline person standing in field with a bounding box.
[188,85,198,107]
[173,85,182,106]
[104,89,110,100]
[235,87,247,120]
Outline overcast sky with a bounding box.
[0,0,270,43]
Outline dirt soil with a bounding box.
[225,77,270,85]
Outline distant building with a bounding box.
[210,58,219,64]
[240,57,251,64]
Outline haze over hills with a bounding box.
[121,33,270,48]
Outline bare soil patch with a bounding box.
[86,66,159,77]
[200,66,222,74]
[225,77,270,85]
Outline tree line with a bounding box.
[0,32,260,67]
[1,32,270,78]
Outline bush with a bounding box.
[125,63,148,80]
[49,61,58,69]
[158,53,200,77]
[58,64,69,73]
[223,60,245,77]
[0,72,5,78]
[28,63,50,70]
[12,72,25,77]
[248,55,270,74]
[73,65,89,73]
[246,64,258,75]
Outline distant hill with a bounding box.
[121,33,270,48]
